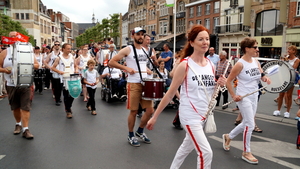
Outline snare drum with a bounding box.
[261,60,295,93]
[12,42,34,87]
[142,78,165,100]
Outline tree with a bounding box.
[109,13,120,45]
[75,14,120,48]
[0,14,35,45]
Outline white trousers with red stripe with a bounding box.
[170,123,212,169]
[228,96,257,152]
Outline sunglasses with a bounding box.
[54,44,60,46]
[249,46,258,49]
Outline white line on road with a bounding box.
[209,135,299,168]
[0,155,5,160]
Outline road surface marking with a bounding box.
[209,135,299,168]
[0,155,5,160]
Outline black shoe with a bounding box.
[174,124,183,130]
[222,105,228,110]
[137,112,143,118]
[56,102,60,106]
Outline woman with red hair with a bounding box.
[147,25,226,169]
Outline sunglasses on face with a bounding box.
[249,46,258,49]
[54,44,60,46]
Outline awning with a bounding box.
[155,33,185,42]
[150,41,173,51]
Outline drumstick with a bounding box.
[134,71,147,73]
[222,86,267,107]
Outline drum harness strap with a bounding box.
[141,47,163,79]
[131,44,144,82]
[59,55,74,76]
[131,45,164,81]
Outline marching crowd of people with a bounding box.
[0,26,300,169]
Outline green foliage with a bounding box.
[0,14,35,45]
[76,13,120,47]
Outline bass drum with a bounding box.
[261,60,295,93]
[12,42,34,87]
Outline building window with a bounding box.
[189,21,194,27]
[160,21,168,35]
[196,19,201,24]
[178,1,184,12]
[213,17,219,34]
[160,4,168,16]
[189,7,194,18]
[225,9,231,32]
[297,0,300,16]
[239,7,244,23]
[21,13,24,20]
[223,43,230,47]
[15,13,19,20]
[205,18,210,29]
[34,14,38,22]
[255,10,283,36]
[231,43,238,47]
[205,3,210,15]
[214,1,220,13]
[25,13,29,20]
[197,5,202,16]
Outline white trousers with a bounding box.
[229,96,257,152]
[170,123,212,169]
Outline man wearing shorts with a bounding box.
[109,27,154,147]
[0,31,39,139]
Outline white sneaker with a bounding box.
[283,112,290,118]
[273,110,280,116]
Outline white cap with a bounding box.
[132,27,146,35]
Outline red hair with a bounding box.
[180,25,209,60]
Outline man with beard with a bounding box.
[109,27,153,147]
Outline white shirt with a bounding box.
[83,69,99,89]
[102,67,122,79]
[179,58,215,125]
[125,45,148,83]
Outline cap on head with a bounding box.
[131,27,146,35]
[45,46,51,50]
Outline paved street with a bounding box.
[0,86,299,169]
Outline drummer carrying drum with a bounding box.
[109,27,154,147]
[0,31,39,139]
[51,43,78,119]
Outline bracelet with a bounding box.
[261,73,265,77]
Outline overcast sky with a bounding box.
[41,0,130,23]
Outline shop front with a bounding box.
[254,36,282,59]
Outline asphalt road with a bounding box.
[0,87,299,169]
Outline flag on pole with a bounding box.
[166,0,174,7]
[16,32,29,42]
[1,36,17,44]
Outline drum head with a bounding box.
[12,44,18,86]
[261,60,295,93]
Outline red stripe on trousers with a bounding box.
[297,135,300,145]
[126,84,130,109]
[243,126,249,152]
[186,125,204,169]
